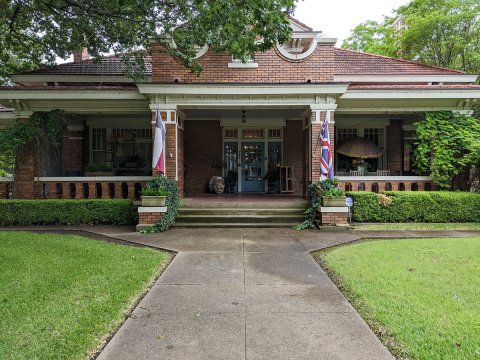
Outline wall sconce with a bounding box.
[241,110,247,123]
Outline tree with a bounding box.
[0,0,295,83]
[342,0,480,75]
[413,111,480,190]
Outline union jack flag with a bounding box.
[320,111,334,180]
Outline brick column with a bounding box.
[307,107,336,184]
[150,105,184,196]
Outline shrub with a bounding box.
[141,176,180,232]
[348,191,480,223]
[323,188,345,197]
[0,199,133,225]
[140,188,170,197]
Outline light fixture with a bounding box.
[241,110,247,123]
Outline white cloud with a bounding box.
[293,0,411,45]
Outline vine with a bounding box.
[293,178,339,230]
[0,111,64,193]
[141,176,180,232]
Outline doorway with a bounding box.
[241,142,265,192]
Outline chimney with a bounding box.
[73,48,89,63]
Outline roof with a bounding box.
[14,45,466,78]
[21,54,152,76]
[0,85,138,91]
[348,84,480,90]
[335,48,464,75]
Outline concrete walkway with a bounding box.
[92,228,393,360]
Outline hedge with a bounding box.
[0,199,134,225]
[348,191,480,223]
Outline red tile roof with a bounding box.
[21,54,152,76]
[0,85,138,91]
[14,47,467,78]
[335,48,464,75]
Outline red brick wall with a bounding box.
[283,120,304,195]
[387,120,403,174]
[151,44,335,83]
[138,211,165,225]
[62,126,83,175]
[184,120,223,193]
[15,142,40,199]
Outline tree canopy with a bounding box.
[0,0,295,82]
[342,0,480,75]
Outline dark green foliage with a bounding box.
[342,0,480,76]
[0,111,64,184]
[0,199,133,225]
[349,191,480,223]
[414,111,480,189]
[294,178,340,230]
[1,0,294,83]
[141,176,180,232]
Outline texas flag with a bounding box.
[152,108,166,174]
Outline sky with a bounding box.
[293,0,411,45]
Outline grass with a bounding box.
[353,223,480,231]
[0,231,172,360]
[314,238,480,359]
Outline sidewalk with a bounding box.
[93,228,393,360]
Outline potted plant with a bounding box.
[321,187,346,207]
[353,159,370,175]
[264,166,280,193]
[140,187,170,207]
[84,163,114,176]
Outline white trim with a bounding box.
[334,74,478,84]
[35,176,153,182]
[341,89,480,99]
[138,206,167,213]
[275,35,319,61]
[194,45,209,59]
[138,83,349,95]
[228,62,259,68]
[320,207,348,213]
[175,118,178,181]
[337,176,431,181]
[66,124,85,132]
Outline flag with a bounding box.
[152,108,166,174]
[320,111,334,180]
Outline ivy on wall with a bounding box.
[0,111,64,191]
[141,176,180,232]
[414,111,480,190]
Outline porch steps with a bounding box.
[174,207,306,228]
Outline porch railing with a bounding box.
[0,178,14,199]
[34,176,153,200]
[336,176,434,192]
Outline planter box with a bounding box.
[321,196,346,207]
[141,195,166,207]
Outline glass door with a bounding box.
[224,142,238,193]
[241,142,265,192]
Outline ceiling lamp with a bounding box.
[241,110,247,123]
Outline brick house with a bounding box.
[1,18,480,201]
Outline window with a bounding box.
[242,128,264,139]
[336,128,357,145]
[91,128,106,163]
[268,128,282,139]
[228,54,258,68]
[225,128,238,139]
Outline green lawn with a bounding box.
[314,238,480,360]
[353,223,480,231]
[0,231,172,360]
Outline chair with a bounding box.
[349,170,363,176]
[376,169,390,176]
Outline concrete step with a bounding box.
[178,208,305,216]
[173,222,299,228]
[175,214,304,224]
